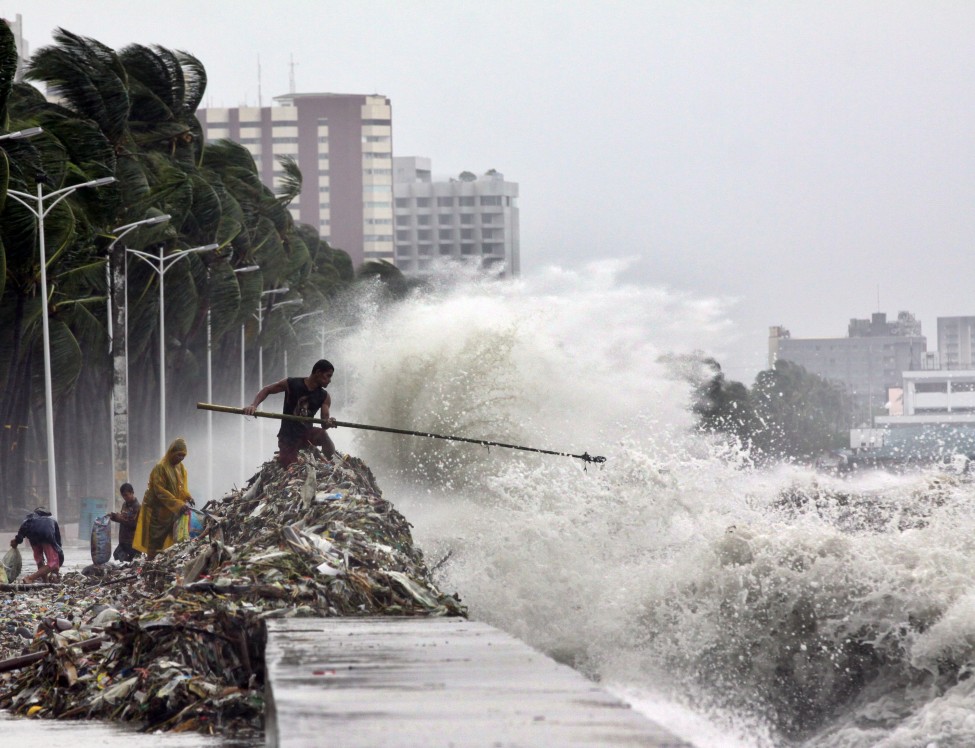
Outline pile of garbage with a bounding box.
[0,450,465,737]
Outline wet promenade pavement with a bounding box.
[266,617,692,747]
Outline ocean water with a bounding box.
[321,264,975,748]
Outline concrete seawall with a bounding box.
[265,617,692,747]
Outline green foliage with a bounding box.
[686,355,853,464]
[0,28,353,516]
[0,19,18,126]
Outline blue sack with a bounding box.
[188,509,206,539]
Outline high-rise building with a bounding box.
[3,14,29,81]
[198,93,393,268]
[769,312,927,425]
[937,316,975,370]
[393,157,520,278]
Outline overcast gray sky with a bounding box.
[8,1,975,380]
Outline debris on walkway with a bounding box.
[0,450,465,737]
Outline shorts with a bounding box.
[278,427,335,467]
[30,542,61,571]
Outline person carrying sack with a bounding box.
[10,507,64,583]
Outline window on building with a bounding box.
[460,214,474,225]
[439,244,453,254]
[915,382,948,393]
[396,215,411,226]
[395,198,410,208]
[438,214,453,225]
[366,218,393,225]
[272,120,298,126]
[417,215,431,225]
[437,197,454,207]
[417,230,432,241]
[365,168,392,175]
[319,202,330,210]
[460,229,474,240]
[363,234,393,242]
[319,186,330,193]
[396,230,410,241]
[362,119,391,125]
[438,229,453,240]
[418,245,432,256]
[363,135,391,143]
[459,196,475,206]
[953,381,975,392]
[363,184,391,193]
[480,195,503,206]
[481,214,495,224]
[272,136,299,143]
[318,136,328,143]
[461,244,476,255]
[415,197,431,207]
[364,201,392,209]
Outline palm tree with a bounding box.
[0,27,356,513]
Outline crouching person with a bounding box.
[10,507,64,583]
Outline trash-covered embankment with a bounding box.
[0,450,465,737]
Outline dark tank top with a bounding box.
[277,377,327,440]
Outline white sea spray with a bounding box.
[321,265,975,747]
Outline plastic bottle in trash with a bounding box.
[314,491,345,503]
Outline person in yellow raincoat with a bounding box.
[133,437,194,559]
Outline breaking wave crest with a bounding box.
[325,266,975,747]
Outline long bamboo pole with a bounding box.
[196,402,606,464]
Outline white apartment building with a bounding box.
[3,14,29,81]
[937,316,975,370]
[393,157,520,279]
[875,370,975,425]
[199,93,393,268]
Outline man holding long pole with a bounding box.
[243,359,338,467]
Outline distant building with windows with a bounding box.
[769,312,927,425]
[937,316,975,370]
[393,158,520,278]
[198,93,393,268]
[3,14,29,81]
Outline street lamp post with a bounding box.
[107,215,171,495]
[0,127,43,142]
[127,242,218,455]
[206,265,260,500]
[256,294,300,457]
[6,174,116,519]
[239,287,289,477]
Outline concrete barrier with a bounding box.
[265,617,692,747]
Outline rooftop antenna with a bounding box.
[257,54,263,108]
[289,54,297,94]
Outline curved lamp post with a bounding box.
[107,215,171,492]
[127,242,218,454]
[239,287,289,477]
[6,174,116,519]
[205,264,260,499]
[0,127,43,142]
